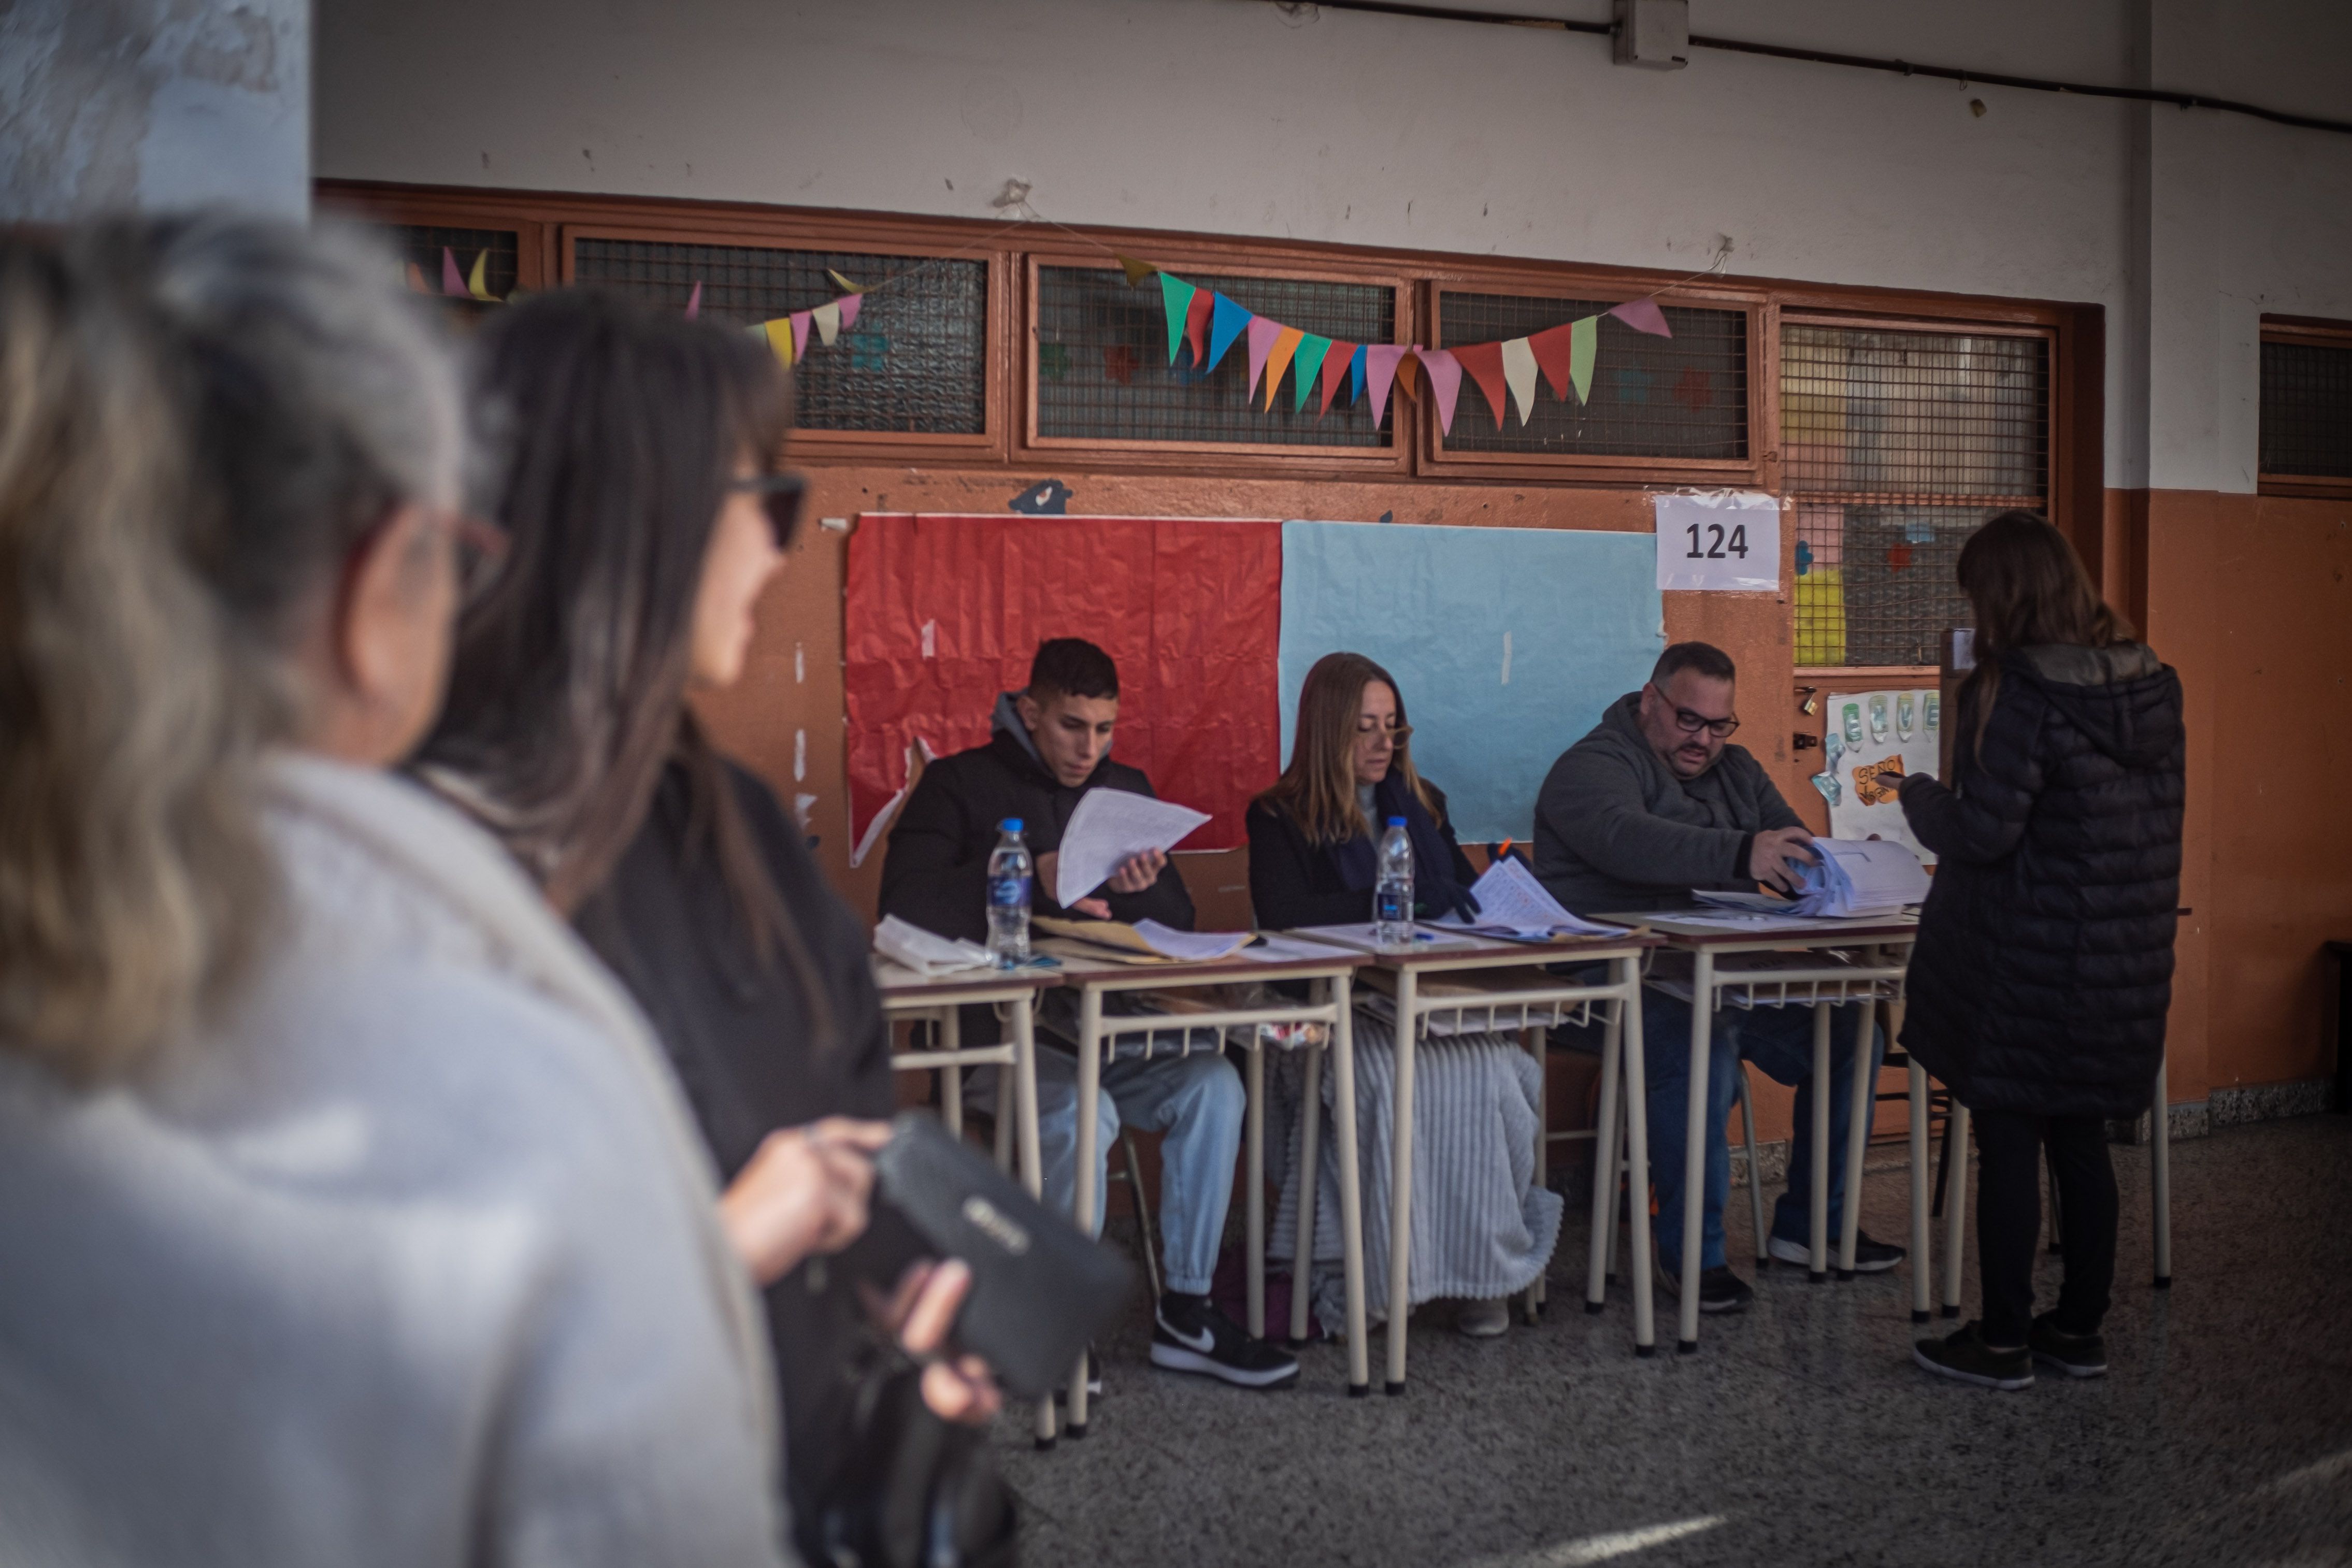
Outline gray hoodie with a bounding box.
[1532,692,1804,914]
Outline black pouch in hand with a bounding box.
[873,1110,1135,1400]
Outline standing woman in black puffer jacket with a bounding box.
[1891,511,2185,1393]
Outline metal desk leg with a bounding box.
[1621,964,1656,1356]
[1677,952,1713,1353]
[1291,1029,1324,1346]
[1908,1055,1932,1324]
[1245,1040,1266,1340]
[1941,1103,1970,1317]
[2150,1055,2172,1288]
[1385,967,1419,1393]
[1012,997,1043,1200]
[1809,1002,1832,1283]
[1524,1025,1547,1323]
[1735,1069,1767,1268]
[1584,997,1625,1315]
[940,1008,964,1137]
[1065,986,1104,1436]
[1330,976,1370,1394]
[1838,992,1875,1279]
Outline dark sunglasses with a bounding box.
[727,471,807,552]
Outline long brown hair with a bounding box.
[1257,652,1436,845]
[1956,510,2135,758]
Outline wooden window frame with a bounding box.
[2258,315,2352,500]
[1015,242,1418,480]
[1418,268,1768,488]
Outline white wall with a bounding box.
[1,0,310,220]
[313,0,2352,492]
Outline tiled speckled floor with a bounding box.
[991,1114,2352,1567]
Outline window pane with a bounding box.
[572,239,986,435]
[1784,323,2049,666]
[1436,294,1748,458]
[1034,267,1394,447]
[2260,338,2352,477]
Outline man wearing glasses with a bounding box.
[1533,642,1902,1314]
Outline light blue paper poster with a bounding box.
[1278,521,1663,842]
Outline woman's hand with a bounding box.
[717,1118,891,1286]
[868,1259,1003,1427]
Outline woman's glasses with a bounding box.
[727,471,807,552]
[1354,722,1413,745]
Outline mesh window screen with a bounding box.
[1034,266,1395,447]
[1783,323,2049,666]
[572,240,986,435]
[1436,295,1748,457]
[2260,337,2352,477]
[380,224,517,303]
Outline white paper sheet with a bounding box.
[872,914,997,975]
[1128,920,1255,961]
[1240,932,1364,963]
[1052,788,1211,906]
[1430,856,1628,939]
[1692,836,1927,919]
[1290,923,1494,955]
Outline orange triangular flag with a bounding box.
[1452,341,1509,428]
[1393,351,1421,401]
[1261,326,1306,410]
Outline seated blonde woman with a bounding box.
[1247,652,1561,1339]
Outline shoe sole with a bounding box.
[1656,1276,1750,1314]
[1766,1238,1902,1273]
[1913,1344,2034,1390]
[1148,1343,1301,1388]
[1457,1317,1510,1339]
[2030,1348,2107,1378]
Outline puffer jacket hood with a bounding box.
[2004,642,2183,769]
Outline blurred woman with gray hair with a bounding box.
[0,217,793,1566]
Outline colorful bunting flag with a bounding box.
[1350,344,1367,405]
[684,281,702,320]
[1207,294,1251,373]
[1182,287,1213,369]
[1261,325,1306,410]
[1244,317,1283,402]
[406,261,429,294]
[441,248,466,297]
[1451,341,1508,430]
[764,319,796,367]
[1365,344,1407,427]
[1292,334,1331,413]
[827,269,867,296]
[1607,298,1673,337]
[1319,339,1357,415]
[1393,351,1421,402]
[839,295,863,330]
[1529,321,1578,401]
[1501,336,1540,426]
[812,299,843,347]
[790,311,812,361]
[1115,254,1158,286]
[1158,275,1197,364]
[466,251,495,301]
[1418,346,1465,436]
[1570,317,1598,404]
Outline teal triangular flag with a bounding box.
[1292,334,1331,413]
[1158,274,1197,366]
[1207,293,1251,373]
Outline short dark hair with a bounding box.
[1651,641,1737,686]
[1028,638,1119,701]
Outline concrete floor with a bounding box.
[989,1114,2352,1567]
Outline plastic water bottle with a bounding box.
[986,819,1032,967]
[1374,817,1414,947]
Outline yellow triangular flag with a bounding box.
[1114,254,1158,286]
[762,319,796,368]
[811,299,842,347]
[466,251,495,301]
[827,269,867,296]
[1501,336,1540,427]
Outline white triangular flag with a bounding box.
[811,299,842,347]
[1501,336,1540,427]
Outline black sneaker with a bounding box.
[1767,1229,1906,1273]
[2028,1314,2107,1378]
[1656,1256,1754,1314]
[1914,1321,2034,1390]
[1149,1295,1300,1389]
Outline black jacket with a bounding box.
[1247,782,1479,930]
[576,757,900,1548]
[878,694,1194,941]
[1896,643,2186,1117]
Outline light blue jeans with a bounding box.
[979,1048,1242,1296]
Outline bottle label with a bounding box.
[989,874,1030,908]
[1374,888,1409,925]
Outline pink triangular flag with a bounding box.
[684,281,702,319]
[1244,316,1283,402]
[1417,347,1465,436]
[790,311,811,359]
[1364,344,1408,428]
[440,247,467,297]
[1608,298,1673,337]
[838,294,863,330]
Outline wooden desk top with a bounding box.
[870,957,1064,999]
[1608,911,1919,947]
[1035,933,1372,987]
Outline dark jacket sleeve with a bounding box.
[1538,742,1745,887]
[1747,761,1807,834]
[1898,682,2046,865]
[1247,801,1372,930]
[877,760,990,945]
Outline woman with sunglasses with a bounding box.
[412,290,997,1559]
[1246,652,1561,1340]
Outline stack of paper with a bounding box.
[1693,837,1928,919]
[1430,857,1629,940]
[873,915,997,976]
[1052,789,1211,906]
[1032,915,1255,963]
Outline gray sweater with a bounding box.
[0,755,791,1568]
[1533,692,1804,914]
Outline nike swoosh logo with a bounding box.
[1164,1321,1215,1353]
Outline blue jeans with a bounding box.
[1639,991,1884,1271]
[979,1048,1241,1296]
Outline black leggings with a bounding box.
[1973,1109,2117,1346]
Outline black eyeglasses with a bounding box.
[727,471,807,552]
[1650,684,1739,738]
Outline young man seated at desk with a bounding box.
[1533,641,1903,1313]
[879,638,1297,1390]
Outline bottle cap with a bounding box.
[1387,816,1406,827]
[1001,818,1024,832]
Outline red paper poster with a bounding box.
[844,514,1283,864]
